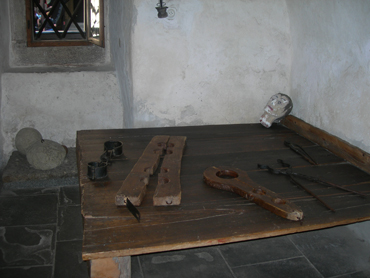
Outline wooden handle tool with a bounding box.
[203,166,304,221]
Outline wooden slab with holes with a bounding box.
[115,135,170,206]
[153,136,187,206]
[77,122,370,266]
[203,166,303,221]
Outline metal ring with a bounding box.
[104,141,123,157]
[87,161,108,180]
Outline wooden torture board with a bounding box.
[115,135,186,207]
[77,122,370,261]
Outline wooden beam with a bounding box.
[281,115,370,174]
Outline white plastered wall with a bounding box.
[109,0,135,128]
[0,0,124,166]
[0,0,10,169]
[131,0,291,127]
[1,0,370,167]
[1,72,123,162]
[287,1,370,153]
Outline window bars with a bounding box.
[32,0,85,40]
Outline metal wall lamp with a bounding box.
[156,0,168,18]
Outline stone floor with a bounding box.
[1,184,370,278]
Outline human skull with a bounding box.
[260,93,293,128]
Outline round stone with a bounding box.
[26,139,67,170]
[15,128,43,155]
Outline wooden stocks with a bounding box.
[115,135,186,207]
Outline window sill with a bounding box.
[27,39,92,47]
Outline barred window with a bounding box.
[26,0,104,47]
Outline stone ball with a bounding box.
[26,139,67,170]
[15,128,43,155]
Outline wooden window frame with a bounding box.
[26,0,104,47]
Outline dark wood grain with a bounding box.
[281,115,370,174]
[77,123,370,260]
[115,135,170,206]
[203,166,304,221]
[153,136,187,206]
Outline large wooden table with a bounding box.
[77,120,370,276]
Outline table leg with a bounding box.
[90,256,131,278]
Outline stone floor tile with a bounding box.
[139,246,235,278]
[219,235,302,267]
[0,265,53,278]
[333,269,370,278]
[232,257,323,278]
[131,256,144,278]
[59,185,81,206]
[0,193,58,226]
[54,240,89,278]
[57,205,83,241]
[0,225,56,267]
[346,221,370,245]
[289,226,370,277]
[0,187,59,197]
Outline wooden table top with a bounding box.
[77,124,370,260]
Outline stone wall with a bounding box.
[1,72,123,165]
[109,0,135,128]
[0,0,10,169]
[0,0,124,167]
[131,0,291,127]
[287,1,370,154]
[2,0,370,168]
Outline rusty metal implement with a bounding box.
[203,166,304,221]
[284,141,317,165]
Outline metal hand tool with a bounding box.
[258,160,365,198]
[257,160,365,212]
[284,141,317,165]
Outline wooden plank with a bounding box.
[281,115,370,174]
[76,123,295,141]
[153,136,187,206]
[82,194,370,259]
[81,162,370,218]
[180,146,345,177]
[77,123,370,261]
[80,130,369,218]
[115,135,170,206]
[203,166,304,221]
